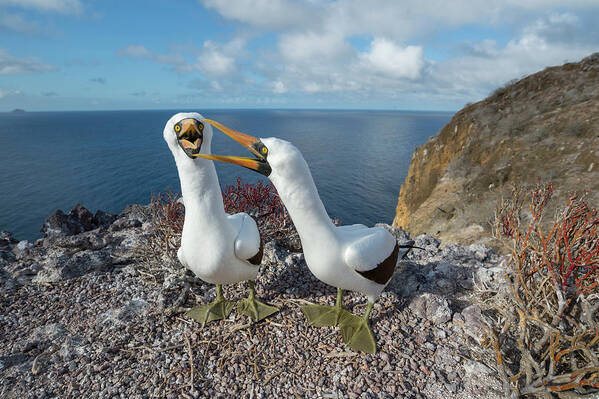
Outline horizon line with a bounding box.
[2,106,459,114]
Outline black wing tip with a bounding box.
[356,243,399,285]
[247,237,264,265]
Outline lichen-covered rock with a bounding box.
[119,204,151,224]
[32,250,113,283]
[93,210,117,228]
[40,205,118,238]
[41,204,94,237]
[109,217,142,232]
[262,241,290,266]
[49,229,112,251]
[375,223,411,243]
[70,204,95,231]
[409,292,452,325]
[2,205,513,398]
[0,259,20,294]
[453,304,487,345]
[0,231,18,251]
[12,240,33,260]
[98,299,150,327]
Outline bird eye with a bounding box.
[174,124,181,132]
[261,147,268,155]
[197,121,204,130]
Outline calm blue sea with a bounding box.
[0,109,452,241]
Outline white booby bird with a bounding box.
[163,112,278,325]
[193,119,411,354]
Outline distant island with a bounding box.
[11,109,26,113]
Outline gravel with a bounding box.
[0,206,507,398]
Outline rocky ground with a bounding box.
[1,204,509,398]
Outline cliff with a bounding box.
[393,53,599,246]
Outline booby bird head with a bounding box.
[191,119,273,176]
[163,112,213,160]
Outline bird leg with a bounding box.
[237,280,279,322]
[301,288,354,327]
[185,284,235,326]
[339,302,376,354]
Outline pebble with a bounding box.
[0,211,508,399]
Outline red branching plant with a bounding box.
[155,191,185,233]
[133,189,185,282]
[488,181,599,397]
[137,179,297,280]
[222,177,296,244]
[148,190,184,255]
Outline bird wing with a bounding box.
[342,226,397,273]
[227,212,262,264]
[336,223,368,232]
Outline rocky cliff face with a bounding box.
[393,53,599,246]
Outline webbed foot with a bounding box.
[237,280,279,322]
[186,298,235,326]
[339,302,377,354]
[300,304,354,327]
[237,297,279,322]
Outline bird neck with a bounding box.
[270,161,334,242]
[175,157,225,222]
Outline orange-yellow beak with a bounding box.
[176,118,204,158]
[193,119,272,176]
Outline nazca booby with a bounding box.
[163,113,278,325]
[193,119,413,353]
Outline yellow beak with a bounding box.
[192,119,271,176]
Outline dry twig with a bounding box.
[486,181,599,397]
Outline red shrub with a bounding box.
[222,177,295,243]
[489,181,599,396]
[149,178,295,248]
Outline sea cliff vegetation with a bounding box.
[393,53,599,247]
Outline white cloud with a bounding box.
[0,88,21,99]
[428,15,598,100]
[195,41,236,77]
[271,81,287,94]
[119,38,247,80]
[265,4,598,106]
[118,45,185,66]
[0,0,83,14]
[0,48,54,74]
[361,39,424,79]
[200,0,318,29]
[279,31,353,64]
[302,82,323,93]
[119,45,151,58]
[0,13,38,33]
[203,0,599,45]
[105,2,599,108]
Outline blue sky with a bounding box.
[1,0,598,111]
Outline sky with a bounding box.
[0,0,598,112]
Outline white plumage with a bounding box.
[195,120,406,352]
[260,137,398,302]
[164,112,261,284]
[163,112,277,324]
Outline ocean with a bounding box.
[0,109,452,241]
